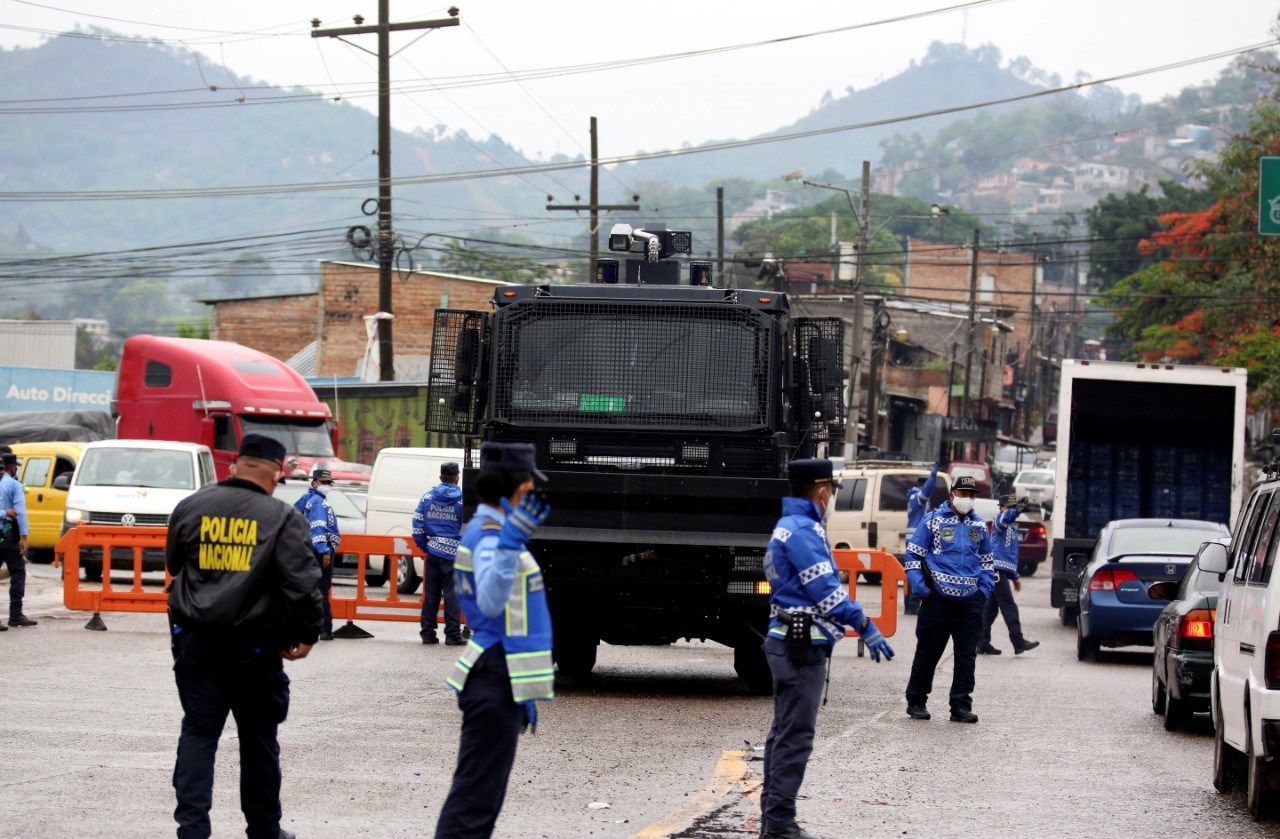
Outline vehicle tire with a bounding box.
[26,548,54,565]
[860,572,882,585]
[554,635,598,678]
[1163,691,1187,732]
[1076,625,1099,662]
[396,556,421,595]
[734,641,773,696]
[365,559,387,588]
[1060,604,1078,627]
[1246,713,1280,820]
[82,560,102,582]
[1152,668,1166,715]
[1018,560,1037,577]
[1214,688,1245,793]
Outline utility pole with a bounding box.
[716,186,725,277]
[546,117,639,276]
[843,160,871,460]
[1023,233,1039,441]
[962,229,980,424]
[312,4,460,382]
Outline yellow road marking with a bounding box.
[630,749,756,839]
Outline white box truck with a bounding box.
[1050,360,1248,623]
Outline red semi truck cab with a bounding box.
[114,335,368,483]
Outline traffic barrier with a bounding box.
[831,547,904,644]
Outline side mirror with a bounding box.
[1197,541,1229,575]
[1066,553,1088,572]
[1147,580,1178,601]
[52,473,72,491]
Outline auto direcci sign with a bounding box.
[0,366,115,412]
[1258,156,1280,236]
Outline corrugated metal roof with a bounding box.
[286,341,317,378]
[0,320,76,369]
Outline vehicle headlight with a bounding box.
[65,508,87,524]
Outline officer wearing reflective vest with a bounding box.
[902,461,939,615]
[435,442,553,839]
[293,467,340,641]
[977,494,1040,656]
[759,458,894,839]
[903,474,994,724]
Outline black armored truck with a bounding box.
[426,224,845,692]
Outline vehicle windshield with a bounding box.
[273,484,363,519]
[950,466,985,482]
[1109,527,1218,556]
[494,304,771,429]
[77,448,195,490]
[239,416,334,457]
[1017,470,1054,486]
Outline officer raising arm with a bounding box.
[977,494,1040,656]
[759,458,893,839]
[166,435,322,839]
[902,461,939,615]
[903,474,995,724]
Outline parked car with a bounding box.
[828,464,950,584]
[971,498,1050,577]
[1201,471,1280,819]
[272,482,374,585]
[993,445,1036,480]
[946,461,992,497]
[1072,518,1229,661]
[10,441,82,561]
[1012,468,1056,517]
[1149,541,1227,731]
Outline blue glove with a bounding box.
[859,616,894,662]
[498,492,550,551]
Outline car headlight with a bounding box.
[65,508,87,524]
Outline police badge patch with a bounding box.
[969,527,982,544]
[940,527,955,542]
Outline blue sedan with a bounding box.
[1072,518,1229,662]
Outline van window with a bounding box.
[199,451,216,486]
[52,455,75,484]
[879,474,920,512]
[1251,497,1280,584]
[835,478,867,512]
[145,361,172,387]
[1233,491,1272,583]
[21,457,51,488]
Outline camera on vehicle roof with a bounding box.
[607,222,692,262]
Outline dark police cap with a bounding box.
[479,442,548,482]
[440,461,460,478]
[787,458,836,486]
[237,433,286,466]
[998,493,1017,507]
[312,468,334,483]
[952,475,978,492]
[0,452,17,467]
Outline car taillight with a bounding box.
[1089,567,1138,591]
[1266,631,1280,690]
[1029,523,1046,543]
[1180,609,1215,644]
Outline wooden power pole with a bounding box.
[546,117,639,275]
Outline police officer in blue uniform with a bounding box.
[902,461,939,615]
[413,461,465,645]
[759,458,894,839]
[166,435,322,839]
[435,442,554,839]
[903,474,994,723]
[0,450,33,628]
[293,468,340,641]
[977,494,1040,656]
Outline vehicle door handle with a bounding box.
[37,493,43,502]
[1241,643,1255,656]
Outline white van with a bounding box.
[365,447,464,593]
[1203,470,1280,819]
[826,464,950,583]
[64,439,216,580]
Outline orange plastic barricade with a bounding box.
[58,525,171,630]
[322,533,432,638]
[831,548,904,644]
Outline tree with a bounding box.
[1085,181,1213,292]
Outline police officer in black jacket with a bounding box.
[166,434,323,839]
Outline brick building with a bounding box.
[205,261,513,378]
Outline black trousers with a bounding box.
[905,592,985,713]
[172,630,291,839]
[980,574,1024,647]
[760,636,829,833]
[420,554,462,642]
[0,540,24,618]
[435,644,525,839]
[318,556,333,635]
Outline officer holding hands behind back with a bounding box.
[759,458,894,839]
[903,474,995,724]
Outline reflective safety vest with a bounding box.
[447,509,554,703]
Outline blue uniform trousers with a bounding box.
[760,636,829,833]
[317,555,333,635]
[420,555,462,642]
[979,574,1024,648]
[172,631,290,839]
[435,644,525,839]
[905,592,985,713]
[0,540,25,618]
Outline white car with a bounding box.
[272,482,371,584]
[1012,469,1056,510]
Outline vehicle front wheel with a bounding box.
[364,557,387,588]
[1076,626,1099,662]
[82,560,102,582]
[1152,669,1166,715]
[735,641,773,696]
[554,634,598,678]
[1018,560,1038,577]
[1214,690,1245,793]
[396,556,421,595]
[860,572,882,585]
[1247,714,1280,820]
[1060,604,1078,627]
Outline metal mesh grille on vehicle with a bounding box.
[791,317,846,445]
[87,512,169,526]
[426,309,488,435]
[490,300,775,430]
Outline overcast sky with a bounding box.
[1,0,1277,165]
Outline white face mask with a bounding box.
[824,489,837,520]
[316,485,330,497]
[951,496,973,515]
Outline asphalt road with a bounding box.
[0,564,1274,838]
